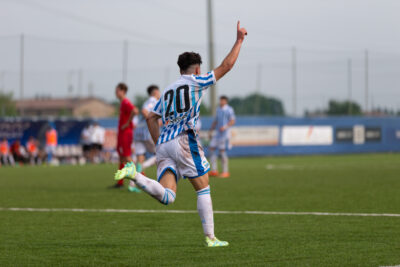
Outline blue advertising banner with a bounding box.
[0,119,91,146]
[1,117,400,156]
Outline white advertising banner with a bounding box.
[230,126,279,146]
[353,125,365,144]
[281,126,333,146]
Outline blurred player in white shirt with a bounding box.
[115,21,247,247]
[129,85,161,192]
[208,96,236,178]
[90,122,105,163]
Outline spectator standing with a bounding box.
[81,124,93,162]
[45,123,58,164]
[90,122,105,164]
[26,136,40,165]
[0,138,15,166]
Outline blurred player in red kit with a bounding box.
[110,82,139,189]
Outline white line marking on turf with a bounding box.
[1,207,400,217]
[265,164,296,170]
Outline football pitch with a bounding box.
[1,154,400,266]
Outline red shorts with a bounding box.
[117,130,133,157]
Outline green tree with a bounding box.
[229,93,285,115]
[110,101,120,116]
[58,108,72,117]
[326,100,362,116]
[133,95,147,110]
[200,103,211,116]
[0,93,17,116]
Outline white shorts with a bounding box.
[135,139,156,155]
[209,135,231,150]
[156,130,210,182]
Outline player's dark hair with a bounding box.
[177,52,202,72]
[116,83,128,93]
[147,84,159,96]
[220,95,229,101]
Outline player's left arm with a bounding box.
[220,109,236,132]
[147,112,161,144]
[220,119,235,132]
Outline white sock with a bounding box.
[197,186,215,239]
[221,151,228,173]
[134,173,175,205]
[142,156,157,170]
[210,150,218,172]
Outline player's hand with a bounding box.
[121,123,128,130]
[236,21,247,42]
[219,126,226,132]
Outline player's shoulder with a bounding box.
[192,71,213,80]
[122,97,132,105]
[144,96,158,109]
[182,71,216,87]
[227,105,235,114]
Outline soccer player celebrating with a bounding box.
[110,83,139,189]
[208,96,236,178]
[129,85,161,192]
[115,21,247,246]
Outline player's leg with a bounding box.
[114,155,129,187]
[189,174,213,238]
[219,149,229,178]
[114,131,133,187]
[181,130,228,247]
[127,153,142,193]
[138,169,176,204]
[121,155,140,190]
[189,174,228,247]
[115,165,177,205]
[115,140,178,205]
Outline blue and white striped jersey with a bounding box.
[135,96,158,141]
[215,104,236,138]
[152,71,216,145]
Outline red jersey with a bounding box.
[118,98,135,132]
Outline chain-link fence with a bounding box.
[1,34,399,116]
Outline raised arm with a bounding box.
[214,21,247,81]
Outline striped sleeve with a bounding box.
[152,99,162,115]
[191,71,216,89]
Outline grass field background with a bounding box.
[1,153,400,266]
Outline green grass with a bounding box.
[1,153,400,266]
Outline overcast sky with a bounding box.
[0,0,399,115]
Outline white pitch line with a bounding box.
[1,207,400,217]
